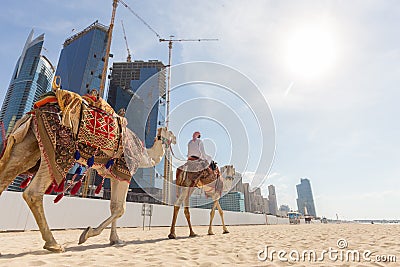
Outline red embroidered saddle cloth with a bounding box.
[77,103,121,151]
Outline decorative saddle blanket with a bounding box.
[177,159,210,173]
[77,103,121,151]
[176,159,222,191]
[34,104,77,185]
[33,94,132,185]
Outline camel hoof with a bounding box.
[223,230,230,234]
[208,232,215,235]
[189,233,198,238]
[78,226,92,245]
[43,242,64,253]
[168,233,176,239]
[110,239,124,246]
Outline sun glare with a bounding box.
[285,25,336,80]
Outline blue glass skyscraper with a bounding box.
[55,21,108,95]
[296,178,317,217]
[0,30,54,141]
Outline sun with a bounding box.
[285,25,337,80]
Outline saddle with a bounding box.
[76,102,121,152]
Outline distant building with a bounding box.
[219,192,245,212]
[268,185,278,215]
[278,204,290,217]
[105,60,166,202]
[242,183,251,212]
[231,172,243,193]
[263,197,270,214]
[296,178,317,217]
[249,187,265,213]
[190,192,211,209]
[220,165,243,193]
[55,21,108,96]
[190,191,245,212]
[0,30,54,141]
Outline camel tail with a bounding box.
[0,136,17,195]
[0,114,33,170]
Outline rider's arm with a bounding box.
[199,140,211,162]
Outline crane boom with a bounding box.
[121,20,132,62]
[159,37,218,125]
[99,0,118,98]
[119,0,161,39]
[159,38,218,42]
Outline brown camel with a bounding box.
[168,163,235,238]
[0,89,176,252]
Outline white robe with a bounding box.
[187,139,212,163]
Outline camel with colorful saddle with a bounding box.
[0,82,176,252]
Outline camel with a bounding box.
[0,89,176,252]
[168,163,235,238]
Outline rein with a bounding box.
[168,144,187,162]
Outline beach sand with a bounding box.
[0,223,399,266]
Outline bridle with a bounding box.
[156,130,187,162]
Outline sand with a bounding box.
[0,223,399,266]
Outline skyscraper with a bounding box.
[242,183,251,212]
[296,178,317,217]
[55,21,108,95]
[249,187,265,213]
[268,184,278,215]
[0,30,54,143]
[278,204,290,217]
[106,60,166,201]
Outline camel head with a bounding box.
[156,127,176,147]
[221,165,235,179]
[221,165,236,192]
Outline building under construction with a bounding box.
[106,59,166,203]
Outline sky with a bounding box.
[1,0,399,220]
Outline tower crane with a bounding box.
[99,0,118,98]
[121,20,132,62]
[117,0,218,203]
[158,37,218,128]
[158,37,218,203]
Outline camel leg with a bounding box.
[168,186,191,239]
[109,220,123,245]
[184,194,197,237]
[168,206,180,239]
[216,200,229,234]
[0,130,40,194]
[23,160,62,252]
[79,178,129,245]
[208,200,218,235]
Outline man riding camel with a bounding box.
[187,131,217,171]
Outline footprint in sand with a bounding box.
[28,260,47,266]
[199,262,218,267]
